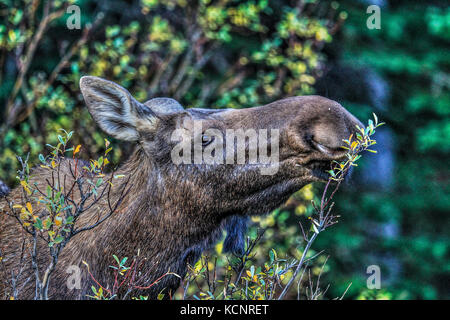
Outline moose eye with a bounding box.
[201,134,214,146]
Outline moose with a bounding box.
[0,76,363,299]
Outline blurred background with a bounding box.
[0,0,448,299]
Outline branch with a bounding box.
[16,12,105,124]
[4,1,67,128]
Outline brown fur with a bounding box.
[0,77,363,299]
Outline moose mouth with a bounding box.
[308,160,333,181]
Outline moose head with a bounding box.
[80,76,362,217]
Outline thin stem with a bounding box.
[278,231,318,300]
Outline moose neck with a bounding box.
[90,146,223,274]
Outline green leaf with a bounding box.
[43,217,52,229]
[33,218,43,230]
[270,248,277,263]
[312,224,319,234]
[57,135,64,145]
[65,216,74,224]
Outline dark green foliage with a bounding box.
[312,1,449,299]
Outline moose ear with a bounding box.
[80,76,157,141]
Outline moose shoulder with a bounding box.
[0,76,363,299]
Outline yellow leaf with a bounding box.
[8,30,16,42]
[74,144,82,155]
[54,217,62,227]
[246,270,252,278]
[215,242,223,254]
[348,133,353,142]
[105,147,113,155]
[51,160,57,168]
[12,204,22,209]
[26,202,32,214]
